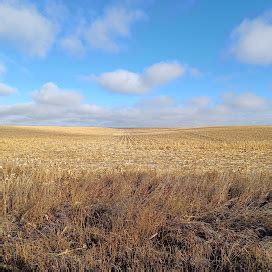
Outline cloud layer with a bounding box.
[0,83,103,125]
[230,12,272,65]
[0,83,270,127]
[86,62,186,94]
[0,2,57,57]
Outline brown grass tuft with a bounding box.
[1,165,271,271]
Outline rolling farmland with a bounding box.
[1,126,272,271]
[1,126,272,173]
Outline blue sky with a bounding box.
[0,0,272,127]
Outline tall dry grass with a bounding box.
[1,163,271,271]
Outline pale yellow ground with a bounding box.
[0,126,271,173]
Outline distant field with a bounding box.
[1,126,271,270]
[0,125,271,172]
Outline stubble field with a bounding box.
[0,126,272,271]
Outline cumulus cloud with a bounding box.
[0,82,104,125]
[0,2,57,57]
[0,86,271,127]
[0,82,17,96]
[85,6,145,52]
[86,62,186,94]
[230,12,272,65]
[32,82,82,106]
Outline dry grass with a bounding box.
[0,126,272,270]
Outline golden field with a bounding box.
[1,125,272,173]
[0,126,272,271]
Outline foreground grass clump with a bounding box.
[1,165,272,271]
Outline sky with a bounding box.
[0,0,272,127]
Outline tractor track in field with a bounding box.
[182,131,224,142]
[116,135,136,149]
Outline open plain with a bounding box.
[1,125,272,173]
[1,126,272,270]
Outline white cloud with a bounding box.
[60,4,146,54]
[0,2,57,57]
[230,12,272,65]
[0,87,271,127]
[86,62,186,94]
[32,82,82,106]
[143,62,185,86]
[0,62,6,75]
[223,92,266,110]
[0,82,17,96]
[0,82,104,125]
[85,6,145,52]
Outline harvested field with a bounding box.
[0,126,272,271]
[0,126,271,173]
